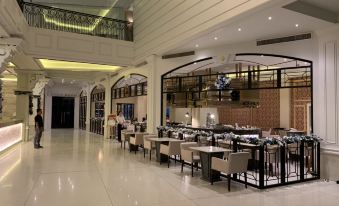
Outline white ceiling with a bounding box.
[166,5,335,54]
[166,54,311,77]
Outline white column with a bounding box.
[103,75,111,138]
[85,85,92,132]
[146,55,157,133]
[15,71,31,141]
[74,96,80,129]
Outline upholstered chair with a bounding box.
[211,152,250,191]
[160,140,184,168]
[129,133,148,153]
[180,142,200,176]
[143,134,157,160]
[121,130,133,149]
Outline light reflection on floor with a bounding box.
[0,129,338,206]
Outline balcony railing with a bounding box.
[19,2,133,41]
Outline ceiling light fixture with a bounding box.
[238,28,242,31]
[295,24,299,27]
[0,77,17,82]
[214,37,218,40]
[268,16,272,20]
[195,44,199,48]
[38,59,121,72]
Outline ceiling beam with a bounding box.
[283,0,338,23]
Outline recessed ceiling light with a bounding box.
[283,58,287,62]
[268,16,272,20]
[214,37,218,40]
[194,62,197,65]
[238,28,242,32]
[195,44,199,48]
[295,24,299,27]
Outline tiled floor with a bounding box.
[0,129,338,206]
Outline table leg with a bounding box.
[200,152,223,182]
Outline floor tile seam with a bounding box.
[39,170,97,175]
[95,162,115,206]
[23,172,42,206]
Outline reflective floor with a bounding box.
[0,129,338,206]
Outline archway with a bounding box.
[79,90,87,130]
[90,84,105,135]
[111,74,147,130]
[161,53,313,135]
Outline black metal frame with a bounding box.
[19,2,133,41]
[158,127,320,189]
[160,54,313,134]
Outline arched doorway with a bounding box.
[90,84,105,135]
[111,74,147,128]
[79,90,87,130]
[161,53,313,135]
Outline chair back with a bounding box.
[227,152,250,174]
[134,133,145,145]
[180,142,198,150]
[168,140,184,155]
[180,142,198,161]
[143,134,156,149]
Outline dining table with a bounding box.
[190,146,232,182]
[147,137,183,163]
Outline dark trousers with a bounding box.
[117,124,123,142]
[34,126,43,147]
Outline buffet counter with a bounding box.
[0,119,23,154]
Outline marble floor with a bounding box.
[0,129,338,206]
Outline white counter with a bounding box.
[0,119,23,153]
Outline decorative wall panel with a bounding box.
[218,89,280,130]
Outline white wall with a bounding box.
[173,107,219,127]
[111,95,147,121]
[19,27,134,69]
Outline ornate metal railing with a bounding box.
[19,2,133,41]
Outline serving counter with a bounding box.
[0,119,23,154]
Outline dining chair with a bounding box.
[160,140,184,168]
[180,142,200,176]
[129,133,148,154]
[121,130,133,149]
[143,134,157,160]
[211,152,250,191]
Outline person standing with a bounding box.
[34,109,44,149]
[116,111,125,142]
